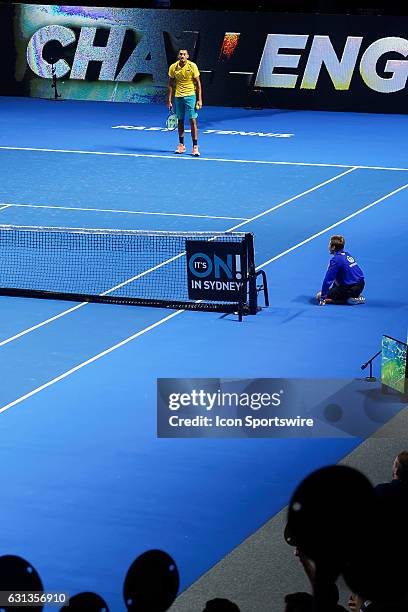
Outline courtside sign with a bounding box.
[186,240,246,302]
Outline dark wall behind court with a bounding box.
[2,3,408,113]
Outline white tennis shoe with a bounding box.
[347,296,366,305]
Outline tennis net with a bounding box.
[0,225,258,314]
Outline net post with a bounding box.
[246,233,257,315]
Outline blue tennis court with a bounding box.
[0,96,407,609]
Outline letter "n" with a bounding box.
[301,36,363,90]
[214,254,233,279]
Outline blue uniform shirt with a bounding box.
[321,251,364,299]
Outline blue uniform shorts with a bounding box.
[174,95,197,120]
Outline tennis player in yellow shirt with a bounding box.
[168,49,202,156]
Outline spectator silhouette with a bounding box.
[0,555,44,612]
[286,464,408,610]
[60,592,109,610]
[285,511,344,611]
[123,549,179,611]
[374,451,408,508]
[287,465,370,611]
[343,471,408,605]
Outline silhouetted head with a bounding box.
[61,592,109,611]
[123,549,179,611]
[287,465,374,567]
[0,555,43,611]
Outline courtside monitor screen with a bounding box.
[381,335,408,395]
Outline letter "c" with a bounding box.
[27,25,75,78]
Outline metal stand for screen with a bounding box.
[361,345,408,403]
[43,40,62,101]
[361,350,381,381]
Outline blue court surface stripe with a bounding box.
[1,96,408,168]
[0,206,241,232]
[0,148,347,219]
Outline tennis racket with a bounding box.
[166,110,178,131]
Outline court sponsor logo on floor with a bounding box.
[112,126,294,138]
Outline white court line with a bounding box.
[225,167,356,232]
[1,145,408,172]
[0,205,12,212]
[0,167,354,348]
[0,250,189,348]
[256,182,408,269]
[0,310,184,415]
[5,203,247,221]
[0,303,88,348]
[0,180,406,415]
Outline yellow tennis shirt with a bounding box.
[168,61,200,97]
